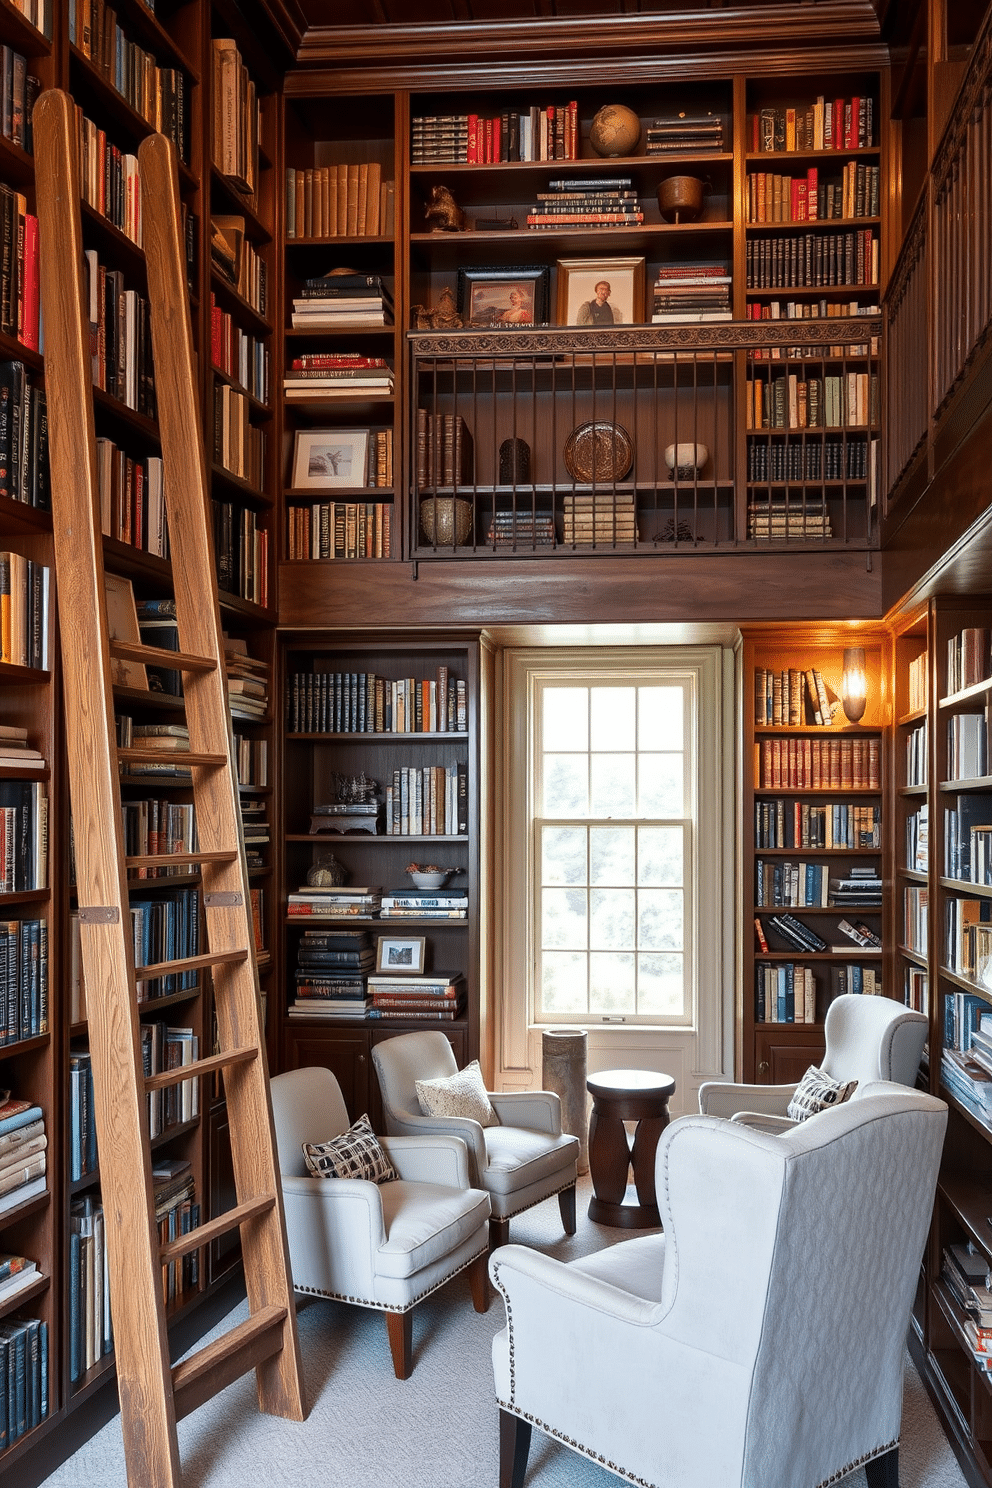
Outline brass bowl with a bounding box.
[657,176,706,223]
[420,496,473,546]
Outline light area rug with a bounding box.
[35,1178,968,1488]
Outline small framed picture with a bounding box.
[291,429,370,489]
[376,935,427,974]
[555,257,646,327]
[457,265,551,327]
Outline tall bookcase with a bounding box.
[740,626,887,1084]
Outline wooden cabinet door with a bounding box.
[283,1028,372,1122]
[754,1030,824,1085]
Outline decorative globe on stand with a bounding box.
[589,104,642,158]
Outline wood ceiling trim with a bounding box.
[284,41,889,95]
[295,4,882,69]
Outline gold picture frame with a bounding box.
[555,256,646,327]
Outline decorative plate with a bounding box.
[563,421,634,483]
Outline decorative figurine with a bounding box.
[424,184,467,232]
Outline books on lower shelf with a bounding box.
[285,167,395,238]
[754,962,816,1022]
[0,1312,48,1443]
[0,1098,45,1216]
[754,798,879,849]
[366,971,466,1020]
[287,887,384,918]
[385,764,466,836]
[287,500,392,561]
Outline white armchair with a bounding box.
[270,1066,490,1378]
[698,993,928,1122]
[371,1031,578,1250]
[491,1082,947,1488]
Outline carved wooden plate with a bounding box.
[563,421,634,483]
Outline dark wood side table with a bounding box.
[586,1069,677,1227]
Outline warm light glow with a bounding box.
[842,647,868,723]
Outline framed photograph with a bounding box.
[376,935,427,975]
[291,429,370,489]
[555,257,646,327]
[457,265,550,327]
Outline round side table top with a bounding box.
[587,1069,676,1100]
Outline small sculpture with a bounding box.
[335,772,378,806]
[424,184,468,233]
[410,284,463,331]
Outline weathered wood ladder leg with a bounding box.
[33,89,306,1488]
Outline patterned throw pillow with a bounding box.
[302,1113,398,1182]
[786,1065,858,1123]
[415,1059,500,1127]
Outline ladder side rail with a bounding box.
[34,89,183,1488]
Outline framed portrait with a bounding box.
[456,265,550,327]
[555,257,646,327]
[376,935,427,975]
[291,429,370,489]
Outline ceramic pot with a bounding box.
[657,176,706,223]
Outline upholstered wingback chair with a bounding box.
[698,992,928,1121]
[270,1066,490,1378]
[491,1082,947,1488]
[371,1031,578,1250]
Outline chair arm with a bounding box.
[279,1174,386,1295]
[729,1111,799,1134]
[382,1109,489,1181]
[489,1090,562,1136]
[380,1134,472,1187]
[697,1081,796,1119]
[490,1243,661,1328]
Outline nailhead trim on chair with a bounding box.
[814,1442,898,1488]
[498,1176,576,1223]
[294,1241,488,1315]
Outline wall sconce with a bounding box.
[841,647,867,723]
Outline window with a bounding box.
[537,678,692,1024]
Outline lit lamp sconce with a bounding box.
[841,647,868,723]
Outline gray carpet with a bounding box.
[37,1177,968,1488]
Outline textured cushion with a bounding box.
[302,1113,398,1182]
[416,1059,500,1126]
[786,1065,858,1122]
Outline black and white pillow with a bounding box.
[302,1113,398,1182]
[786,1065,858,1123]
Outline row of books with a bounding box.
[76,109,141,247]
[1,44,38,155]
[486,511,556,547]
[69,1193,111,1382]
[946,899,992,984]
[745,163,880,224]
[746,371,879,429]
[756,735,881,789]
[748,502,832,540]
[285,165,395,239]
[904,884,928,957]
[120,798,197,877]
[233,733,268,786]
[0,184,38,353]
[287,502,392,562]
[747,437,878,484]
[69,1049,96,1180]
[211,36,258,196]
[755,664,839,727]
[526,179,642,230]
[0,1311,47,1446]
[141,1022,199,1139]
[70,1,190,164]
[129,887,200,1001]
[210,216,267,318]
[415,412,474,488]
[0,780,46,892]
[754,962,816,1022]
[746,229,879,289]
[411,105,579,164]
[0,917,47,1044]
[745,298,880,359]
[906,804,928,873]
[211,499,269,608]
[947,626,992,696]
[212,383,265,487]
[210,295,269,405]
[946,711,989,782]
[96,436,167,558]
[0,1096,46,1219]
[286,667,466,735]
[904,967,927,1014]
[754,798,881,850]
[905,722,927,789]
[749,95,874,154]
[8,0,48,38]
[755,860,880,909]
[84,249,154,417]
[0,362,49,509]
[945,795,992,883]
[646,114,724,154]
[0,552,50,669]
[384,763,468,837]
[562,493,636,545]
[908,651,928,713]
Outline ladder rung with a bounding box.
[144,1044,257,1092]
[126,850,238,869]
[159,1194,276,1265]
[110,639,217,675]
[171,1304,288,1423]
[118,748,227,768]
[136,947,248,980]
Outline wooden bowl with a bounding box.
[657,176,706,223]
[420,496,473,546]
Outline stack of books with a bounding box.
[286,884,383,919]
[942,1240,992,1370]
[486,512,555,547]
[411,113,470,163]
[283,354,394,400]
[125,723,192,778]
[290,273,393,328]
[290,928,375,1019]
[0,1250,39,1305]
[760,911,828,954]
[415,411,474,488]
[646,114,724,154]
[829,867,883,907]
[224,636,269,719]
[651,264,731,323]
[366,971,466,1021]
[379,887,469,920]
[561,493,636,545]
[0,1095,46,1217]
[834,917,882,949]
[526,177,642,230]
[747,500,833,541]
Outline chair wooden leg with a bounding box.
[499,1408,532,1488]
[490,1215,511,1253]
[865,1447,899,1488]
[558,1182,577,1235]
[385,1309,413,1380]
[468,1251,490,1312]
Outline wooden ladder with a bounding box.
[33,90,306,1487]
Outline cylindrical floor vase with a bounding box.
[542,1028,589,1174]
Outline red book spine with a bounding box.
[807,167,818,220]
[467,114,478,164]
[210,299,223,369]
[20,212,38,351]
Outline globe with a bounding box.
[589,104,642,158]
